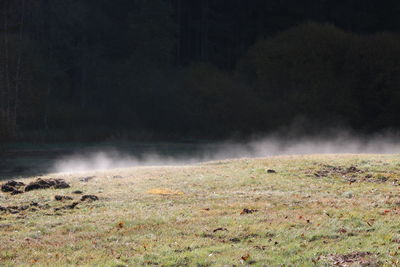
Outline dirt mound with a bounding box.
[213,227,228,233]
[312,165,398,184]
[0,202,49,214]
[81,195,99,201]
[25,178,70,192]
[312,165,368,183]
[54,202,79,211]
[323,252,379,266]
[53,195,99,211]
[1,178,71,194]
[1,180,25,195]
[240,208,258,215]
[55,195,73,201]
[314,165,363,178]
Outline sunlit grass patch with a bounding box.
[147,188,184,196]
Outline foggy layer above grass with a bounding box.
[53,134,400,173]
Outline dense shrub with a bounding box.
[238,22,400,131]
[175,63,261,136]
[342,33,400,130]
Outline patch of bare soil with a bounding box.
[363,175,392,184]
[313,165,370,183]
[54,202,79,211]
[25,178,70,191]
[81,195,99,201]
[53,194,98,211]
[312,165,399,185]
[1,178,101,214]
[1,180,25,195]
[0,202,49,214]
[54,195,73,201]
[213,227,228,233]
[314,165,363,179]
[240,208,258,215]
[322,252,380,267]
[1,178,71,194]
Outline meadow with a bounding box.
[1,154,400,266]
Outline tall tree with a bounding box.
[0,0,27,137]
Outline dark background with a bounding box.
[1,0,400,143]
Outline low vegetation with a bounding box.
[1,154,400,266]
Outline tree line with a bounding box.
[1,0,400,143]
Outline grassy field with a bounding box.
[1,154,400,266]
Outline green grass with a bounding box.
[1,154,400,266]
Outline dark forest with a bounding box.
[1,0,400,143]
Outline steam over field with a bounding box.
[53,134,400,173]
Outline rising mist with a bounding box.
[52,133,400,173]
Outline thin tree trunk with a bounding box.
[176,0,181,65]
[43,81,51,130]
[0,34,4,111]
[201,0,209,61]
[13,0,26,131]
[80,52,88,109]
[3,1,11,120]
